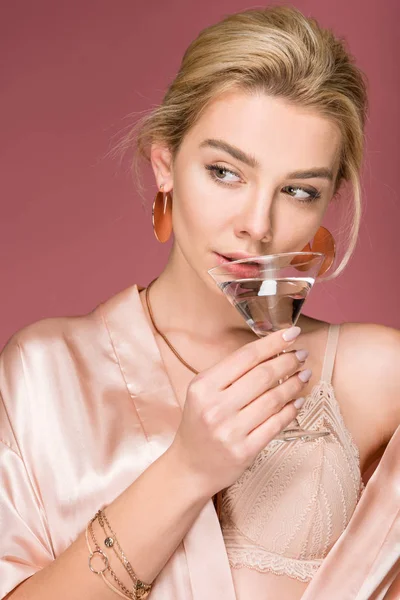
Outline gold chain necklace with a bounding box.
[144,278,222,518]
[145,279,199,375]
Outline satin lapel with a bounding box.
[98,284,237,600]
[99,284,181,462]
[182,501,237,599]
[302,425,400,600]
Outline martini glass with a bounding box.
[208,252,330,442]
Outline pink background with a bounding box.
[1,0,399,350]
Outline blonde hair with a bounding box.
[118,6,368,278]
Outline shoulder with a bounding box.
[0,310,107,441]
[336,322,400,441]
[338,322,400,392]
[0,307,104,384]
[1,314,87,358]
[0,316,68,369]
[338,321,400,359]
[0,283,137,382]
[0,317,72,453]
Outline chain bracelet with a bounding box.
[97,509,139,584]
[88,516,135,599]
[87,509,153,599]
[86,521,132,599]
[96,510,153,598]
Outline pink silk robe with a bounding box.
[0,283,399,599]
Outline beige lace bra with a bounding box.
[220,324,365,583]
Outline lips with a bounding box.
[220,252,261,261]
[214,252,261,279]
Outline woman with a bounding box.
[1,6,399,600]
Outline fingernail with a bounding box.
[282,326,301,342]
[294,397,305,409]
[295,349,309,362]
[298,369,312,383]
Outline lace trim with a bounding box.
[228,550,322,583]
[226,531,322,582]
[223,515,323,582]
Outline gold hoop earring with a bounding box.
[291,226,336,276]
[152,186,172,243]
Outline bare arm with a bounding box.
[6,443,210,600]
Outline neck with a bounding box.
[147,244,255,345]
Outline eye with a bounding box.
[205,164,242,185]
[283,185,321,203]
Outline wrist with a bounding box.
[164,441,215,502]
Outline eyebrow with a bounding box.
[200,138,259,168]
[199,138,334,181]
[286,168,334,181]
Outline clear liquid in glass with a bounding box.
[219,277,313,336]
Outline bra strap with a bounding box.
[321,324,341,384]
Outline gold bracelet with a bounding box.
[86,510,153,600]
[98,510,137,582]
[86,521,132,600]
[89,517,135,599]
[96,510,153,599]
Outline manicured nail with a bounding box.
[294,397,305,409]
[295,349,309,362]
[282,326,301,342]
[298,369,312,383]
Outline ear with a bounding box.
[150,144,174,192]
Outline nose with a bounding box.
[235,189,274,243]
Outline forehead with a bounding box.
[185,90,342,173]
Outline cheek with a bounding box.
[172,165,233,236]
[275,202,326,247]
[175,198,229,244]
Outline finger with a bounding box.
[224,348,308,412]
[237,369,311,435]
[203,326,302,391]
[244,398,301,455]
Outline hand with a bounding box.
[171,326,311,496]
